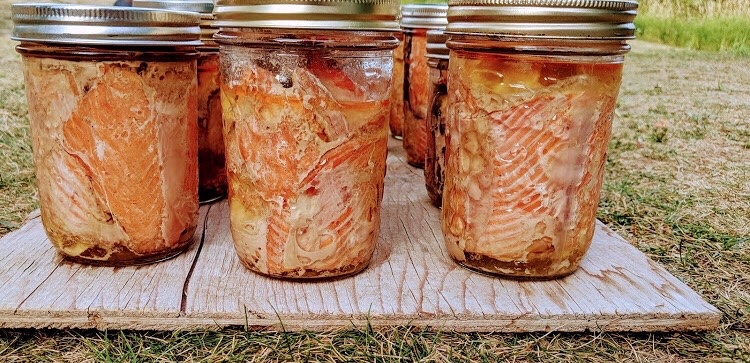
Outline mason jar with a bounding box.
[400,4,447,168]
[214,0,399,279]
[424,30,449,208]
[12,4,201,265]
[133,0,225,204]
[442,0,638,279]
[389,31,405,139]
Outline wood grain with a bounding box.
[0,139,721,331]
[0,208,208,329]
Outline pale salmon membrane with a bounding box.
[442,51,623,278]
[221,47,390,278]
[23,57,199,264]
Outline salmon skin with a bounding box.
[442,51,623,279]
[402,31,430,168]
[22,56,199,265]
[197,52,226,203]
[221,45,390,279]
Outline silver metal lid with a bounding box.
[11,4,202,46]
[132,0,214,14]
[446,0,638,39]
[132,0,216,46]
[213,0,400,31]
[400,4,448,30]
[426,29,449,60]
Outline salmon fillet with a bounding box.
[442,51,623,278]
[23,56,199,264]
[403,32,430,168]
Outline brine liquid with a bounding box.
[442,50,623,278]
[221,45,391,279]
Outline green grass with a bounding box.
[635,16,750,56]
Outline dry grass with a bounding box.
[0,32,35,235]
[0,4,748,362]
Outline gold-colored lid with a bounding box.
[11,3,201,46]
[446,0,638,39]
[400,4,448,30]
[213,0,400,31]
[426,29,449,59]
[132,0,216,45]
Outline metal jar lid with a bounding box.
[132,0,214,14]
[446,0,638,40]
[11,4,201,46]
[213,0,400,31]
[132,0,217,45]
[426,29,449,60]
[401,4,448,30]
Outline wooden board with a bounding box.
[0,140,720,332]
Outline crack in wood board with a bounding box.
[180,203,212,314]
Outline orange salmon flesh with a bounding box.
[23,56,199,265]
[403,32,430,168]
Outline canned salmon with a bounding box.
[12,4,201,265]
[214,0,399,279]
[401,4,448,168]
[442,0,638,278]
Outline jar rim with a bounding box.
[132,0,214,14]
[446,0,637,40]
[11,4,202,46]
[214,28,400,50]
[213,0,400,31]
[131,1,218,46]
[447,35,632,55]
[426,29,449,60]
[400,4,448,30]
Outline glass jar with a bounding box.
[12,4,201,265]
[134,0,227,203]
[425,30,449,208]
[214,0,399,279]
[442,0,638,279]
[389,31,405,139]
[401,4,448,168]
